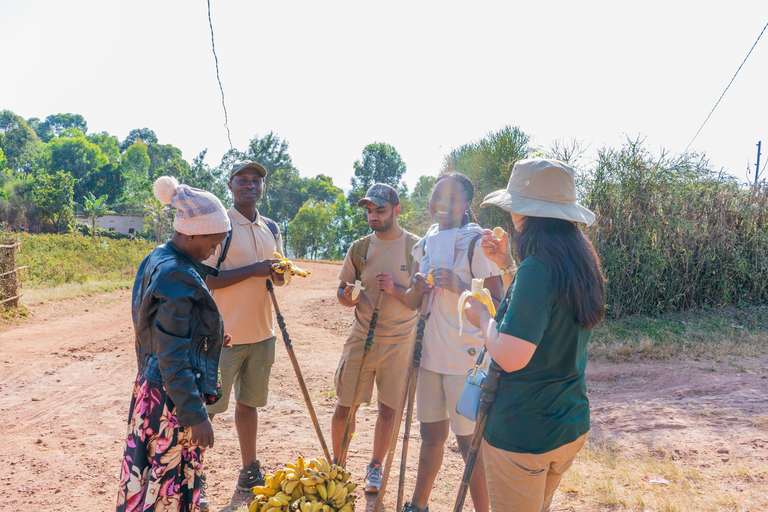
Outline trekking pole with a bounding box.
[374,290,432,512]
[452,360,502,512]
[266,279,332,463]
[338,289,385,468]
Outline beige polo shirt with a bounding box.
[204,207,283,345]
[338,229,419,345]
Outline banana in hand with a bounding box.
[458,278,496,335]
[271,252,311,285]
[346,280,365,301]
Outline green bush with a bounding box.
[584,139,768,317]
[14,232,156,287]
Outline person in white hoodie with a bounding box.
[403,172,506,512]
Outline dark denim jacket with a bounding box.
[132,241,223,427]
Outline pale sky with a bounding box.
[2,1,767,190]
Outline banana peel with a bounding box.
[346,279,365,300]
[271,252,311,285]
[458,278,496,335]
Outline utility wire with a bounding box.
[685,21,768,153]
[207,0,233,152]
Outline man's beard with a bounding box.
[370,213,394,232]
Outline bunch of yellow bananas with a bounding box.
[248,456,357,512]
[457,278,496,335]
[271,252,311,285]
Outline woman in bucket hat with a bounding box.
[463,158,606,511]
[116,176,230,512]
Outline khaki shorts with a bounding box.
[206,337,276,414]
[416,368,476,436]
[334,334,412,409]
[483,432,588,512]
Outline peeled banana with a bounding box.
[249,455,358,512]
[346,280,365,301]
[271,252,311,285]
[458,278,496,335]
[492,226,504,239]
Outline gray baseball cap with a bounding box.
[230,161,267,180]
[357,183,400,207]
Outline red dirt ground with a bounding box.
[1,260,766,511]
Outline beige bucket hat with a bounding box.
[480,158,595,226]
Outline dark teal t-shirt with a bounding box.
[483,256,592,454]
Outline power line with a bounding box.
[207,0,233,152]
[685,20,768,153]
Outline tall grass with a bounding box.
[13,232,156,288]
[584,139,768,317]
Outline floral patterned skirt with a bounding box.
[116,373,205,512]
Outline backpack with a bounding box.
[217,216,280,270]
[351,231,420,281]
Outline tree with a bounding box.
[443,126,531,233]
[37,113,88,142]
[328,194,356,260]
[144,199,172,243]
[398,174,436,235]
[120,128,158,152]
[244,132,294,174]
[287,200,332,259]
[34,170,75,232]
[146,142,190,182]
[0,110,41,173]
[348,142,407,205]
[260,167,305,234]
[88,132,121,164]
[82,192,115,237]
[187,150,228,204]
[44,132,111,203]
[120,142,152,204]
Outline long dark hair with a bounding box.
[434,172,475,226]
[516,217,606,329]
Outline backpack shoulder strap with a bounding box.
[467,233,483,279]
[351,234,372,281]
[262,216,280,242]
[216,230,233,270]
[404,231,420,276]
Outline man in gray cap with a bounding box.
[332,183,420,492]
[202,161,284,504]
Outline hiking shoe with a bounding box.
[402,501,429,512]
[199,471,210,512]
[236,460,265,491]
[364,461,383,493]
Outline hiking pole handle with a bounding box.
[266,279,333,463]
[452,360,502,512]
[338,289,385,467]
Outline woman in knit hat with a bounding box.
[116,176,231,512]
[463,159,606,512]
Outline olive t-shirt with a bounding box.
[483,256,592,454]
[338,230,419,344]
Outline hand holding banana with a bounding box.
[271,252,311,285]
[458,278,496,335]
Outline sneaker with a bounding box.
[402,501,429,512]
[364,461,383,493]
[236,460,265,491]
[199,471,210,512]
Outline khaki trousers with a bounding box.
[482,432,588,512]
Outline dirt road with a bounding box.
[1,260,767,511]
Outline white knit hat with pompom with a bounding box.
[153,176,230,235]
